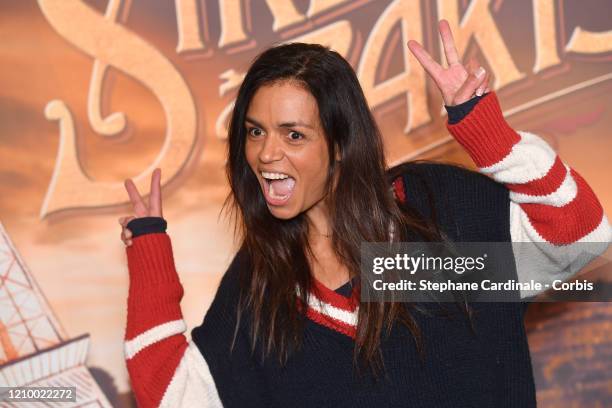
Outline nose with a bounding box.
[258,133,284,163]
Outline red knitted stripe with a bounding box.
[297,299,357,339]
[311,275,360,312]
[125,284,184,340]
[393,176,407,204]
[506,155,566,196]
[126,335,188,408]
[447,92,521,168]
[520,169,604,244]
[126,234,181,289]
[125,233,185,339]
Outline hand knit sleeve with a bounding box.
[445,91,611,298]
[123,232,224,407]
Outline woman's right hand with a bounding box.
[118,168,163,247]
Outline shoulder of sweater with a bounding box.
[215,244,250,299]
[389,161,511,241]
[190,245,250,342]
[389,160,508,201]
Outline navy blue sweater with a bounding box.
[125,95,541,407]
[124,86,611,406]
[128,163,536,408]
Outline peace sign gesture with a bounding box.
[408,19,490,106]
[118,168,163,247]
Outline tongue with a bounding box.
[270,177,295,196]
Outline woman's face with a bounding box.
[244,81,331,220]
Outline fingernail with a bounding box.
[476,67,485,78]
[476,88,483,96]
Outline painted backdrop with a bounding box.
[1,0,611,406]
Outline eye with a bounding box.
[288,131,304,141]
[247,127,264,137]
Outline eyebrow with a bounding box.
[245,116,314,130]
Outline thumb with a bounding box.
[119,215,137,228]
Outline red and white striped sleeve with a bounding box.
[446,91,611,298]
[124,233,223,407]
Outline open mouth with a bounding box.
[261,171,296,206]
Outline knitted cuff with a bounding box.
[127,217,167,237]
[444,93,486,124]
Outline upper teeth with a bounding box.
[262,171,290,180]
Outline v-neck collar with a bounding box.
[297,275,361,339]
[312,275,359,304]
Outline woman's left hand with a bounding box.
[407,19,491,106]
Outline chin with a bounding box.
[266,203,302,220]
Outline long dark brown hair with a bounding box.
[223,43,448,377]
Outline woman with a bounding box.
[119,20,610,407]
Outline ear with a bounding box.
[334,145,342,162]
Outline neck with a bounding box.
[306,200,333,242]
